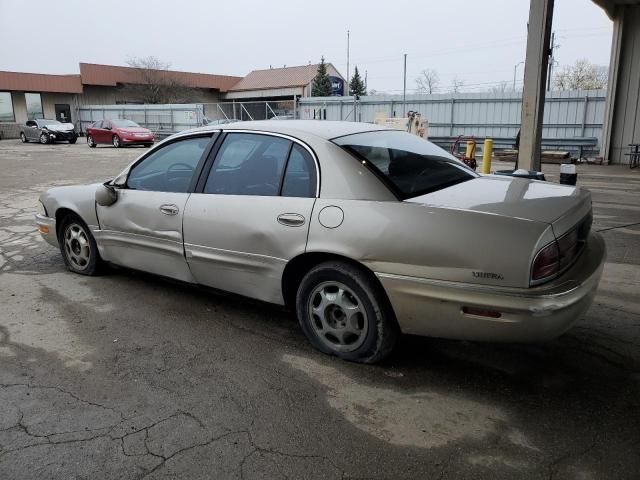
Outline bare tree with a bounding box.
[123,56,199,104]
[489,81,510,94]
[415,69,440,94]
[553,59,608,90]
[451,77,464,93]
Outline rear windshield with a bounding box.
[333,130,477,199]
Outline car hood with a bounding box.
[43,123,74,131]
[406,175,591,235]
[117,127,152,134]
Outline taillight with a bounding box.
[531,241,560,282]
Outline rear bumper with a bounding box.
[377,232,606,342]
[35,214,58,247]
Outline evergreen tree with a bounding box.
[311,57,333,97]
[349,66,367,97]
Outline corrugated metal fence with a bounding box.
[297,90,606,152]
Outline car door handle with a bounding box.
[160,204,179,216]
[277,213,305,227]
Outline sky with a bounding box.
[0,0,613,93]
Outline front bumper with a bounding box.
[121,135,154,144]
[48,130,77,141]
[377,232,606,342]
[35,214,58,247]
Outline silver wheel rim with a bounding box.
[308,281,368,353]
[40,134,47,144]
[113,136,119,147]
[64,223,91,270]
[87,136,94,146]
[21,133,26,142]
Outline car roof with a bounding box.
[191,120,388,141]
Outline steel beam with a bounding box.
[517,0,554,171]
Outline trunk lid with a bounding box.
[407,175,592,237]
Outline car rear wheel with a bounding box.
[87,135,96,148]
[112,135,121,148]
[69,136,77,144]
[40,133,50,144]
[58,214,102,276]
[296,261,398,363]
[20,132,28,143]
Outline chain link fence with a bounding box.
[202,100,296,122]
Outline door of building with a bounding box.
[55,104,71,123]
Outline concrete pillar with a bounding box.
[600,11,624,163]
[517,0,554,171]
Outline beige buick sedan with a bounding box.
[36,121,605,363]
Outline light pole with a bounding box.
[402,53,407,117]
[346,30,350,96]
[513,61,524,91]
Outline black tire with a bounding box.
[69,136,77,144]
[87,135,96,148]
[112,135,121,148]
[58,214,102,276]
[40,133,50,144]
[296,261,398,363]
[144,143,152,148]
[20,132,28,143]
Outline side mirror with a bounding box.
[95,183,118,207]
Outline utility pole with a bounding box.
[346,30,350,96]
[547,31,555,91]
[365,70,368,91]
[402,54,407,117]
[513,61,524,91]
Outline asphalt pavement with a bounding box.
[0,140,639,479]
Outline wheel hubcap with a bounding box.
[64,223,91,270]
[88,136,93,146]
[308,281,368,352]
[113,137,119,147]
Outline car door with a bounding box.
[89,120,102,142]
[25,120,38,140]
[183,132,318,304]
[101,120,113,144]
[95,133,215,282]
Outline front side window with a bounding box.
[281,144,317,198]
[127,135,211,193]
[0,92,15,122]
[25,93,44,119]
[334,130,477,199]
[204,133,290,196]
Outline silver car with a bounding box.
[20,118,78,144]
[35,121,605,363]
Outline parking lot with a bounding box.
[0,140,639,479]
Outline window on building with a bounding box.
[25,93,44,119]
[0,92,15,122]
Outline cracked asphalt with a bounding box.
[0,140,639,479]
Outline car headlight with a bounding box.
[37,201,48,216]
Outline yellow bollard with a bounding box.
[482,138,493,174]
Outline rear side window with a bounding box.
[204,133,290,196]
[281,144,317,198]
[334,130,476,199]
[93,121,103,129]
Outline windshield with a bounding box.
[334,130,477,199]
[111,119,140,128]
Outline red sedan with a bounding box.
[86,119,154,148]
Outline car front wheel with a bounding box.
[69,136,77,144]
[112,135,121,148]
[59,214,102,276]
[296,261,398,363]
[40,133,50,144]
